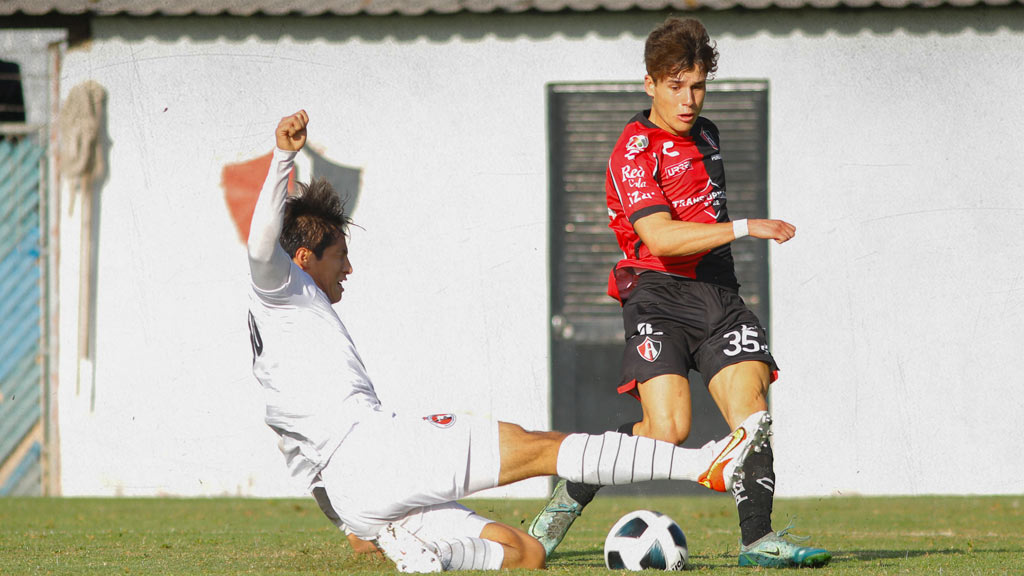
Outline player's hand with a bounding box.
[347,533,384,558]
[276,110,308,152]
[748,218,796,244]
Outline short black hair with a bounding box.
[280,177,351,259]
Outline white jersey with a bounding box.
[247,148,381,489]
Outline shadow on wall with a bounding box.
[95,6,1024,45]
[222,145,362,243]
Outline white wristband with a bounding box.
[732,219,749,239]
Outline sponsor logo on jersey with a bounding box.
[424,414,456,428]
[662,141,680,157]
[624,134,649,159]
[628,190,656,206]
[671,185,724,210]
[700,128,718,150]
[621,165,646,183]
[663,159,692,178]
[636,336,662,362]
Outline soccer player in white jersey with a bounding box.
[247,110,773,572]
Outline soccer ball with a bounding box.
[604,510,688,571]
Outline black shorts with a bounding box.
[618,272,778,398]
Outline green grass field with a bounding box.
[1,495,1021,575]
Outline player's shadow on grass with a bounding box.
[550,551,722,571]
[842,548,963,562]
[547,550,606,568]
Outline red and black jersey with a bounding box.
[605,111,738,302]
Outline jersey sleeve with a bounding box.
[607,142,670,225]
[247,148,298,292]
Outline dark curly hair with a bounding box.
[280,177,351,259]
[644,17,719,82]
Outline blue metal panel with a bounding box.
[0,442,41,496]
[0,134,46,496]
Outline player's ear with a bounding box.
[644,75,657,98]
[293,246,311,269]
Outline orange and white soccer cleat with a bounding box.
[697,411,772,493]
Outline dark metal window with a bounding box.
[0,60,26,123]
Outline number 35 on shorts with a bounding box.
[721,324,769,357]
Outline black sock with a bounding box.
[734,442,775,546]
[564,421,638,506]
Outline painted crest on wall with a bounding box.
[222,146,361,243]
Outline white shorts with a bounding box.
[319,410,501,540]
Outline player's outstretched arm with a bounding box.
[747,218,796,244]
[634,212,795,257]
[247,110,309,290]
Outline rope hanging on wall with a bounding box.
[58,80,106,409]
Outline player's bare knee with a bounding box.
[483,524,546,569]
[638,418,690,445]
[519,534,546,569]
[501,532,545,569]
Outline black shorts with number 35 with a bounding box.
[617,272,779,399]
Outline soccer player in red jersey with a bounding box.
[528,18,831,568]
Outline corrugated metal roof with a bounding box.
[1,0,1019,17]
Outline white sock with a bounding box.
[555,431,710,485]
[433,537,505,571]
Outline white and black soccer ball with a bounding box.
[604,510,688,571]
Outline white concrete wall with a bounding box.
[51,8,1024,498]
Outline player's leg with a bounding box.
[479,522,546,569]
[378,502,545,572]
[526,419,635,556]
[497,418,767,491]
[708,361,829,568]
[513,414,768,559]
[707,360,769,431]
[530,374,695,554]
[633,373,693,444]
[495,421,719,487]
[707,360,773,541]
[530,274,703,555]
[311,481,382,557]
[526,373,770,556]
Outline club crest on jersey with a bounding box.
[424,414,456,428]
[636,336,662,362]
[624,135,649,159]
[700,128,719,150]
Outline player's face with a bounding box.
[302,236,353,304]
[644,67,707,137]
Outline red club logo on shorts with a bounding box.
[636,336,662,362]
[424,414,456,428]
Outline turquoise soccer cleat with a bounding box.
[738,520,832,568]
[526,479,584,557]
